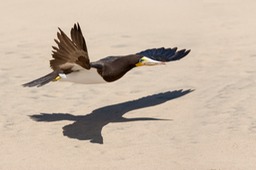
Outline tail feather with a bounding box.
[23,71,59,87]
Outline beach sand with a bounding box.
[1,0,256,169]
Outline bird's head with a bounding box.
[135,56,165,67]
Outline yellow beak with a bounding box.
[135,62,144,67]
[135,57,165,67]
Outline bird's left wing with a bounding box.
[50,23,91,71]
[136,47,190,62]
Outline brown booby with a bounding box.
[23,23,190,87]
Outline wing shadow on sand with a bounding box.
[30,89,193,144]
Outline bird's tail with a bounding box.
[22,70,60,87]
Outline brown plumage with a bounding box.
[50,23,90,71]
[23,23,190,87]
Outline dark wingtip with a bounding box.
[172,47,178,51]
[58,27,63,33]
[136,47,191,62]
[72,22,81,31]
[76,22,80,28]
[73,23,78,30]
[185,49,191,56]
[174,49,191,60]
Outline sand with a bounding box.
[1,0,256,169]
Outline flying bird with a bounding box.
[23,23,190,87]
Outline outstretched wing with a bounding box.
[136,47,190,62]
[50,23,90,72]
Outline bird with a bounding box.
[23,23,190,87]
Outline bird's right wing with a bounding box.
[50,23,91,72]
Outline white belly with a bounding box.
[60,68,106,84]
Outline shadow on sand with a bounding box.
[30,89,193,144]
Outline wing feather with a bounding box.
[136,47,190,62]
[50,23,90,71]
[71,23,87,51]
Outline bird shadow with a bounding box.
[30,89,193,144]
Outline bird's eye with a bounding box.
[139,58,144,62]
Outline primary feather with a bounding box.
[137,47,190,62]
